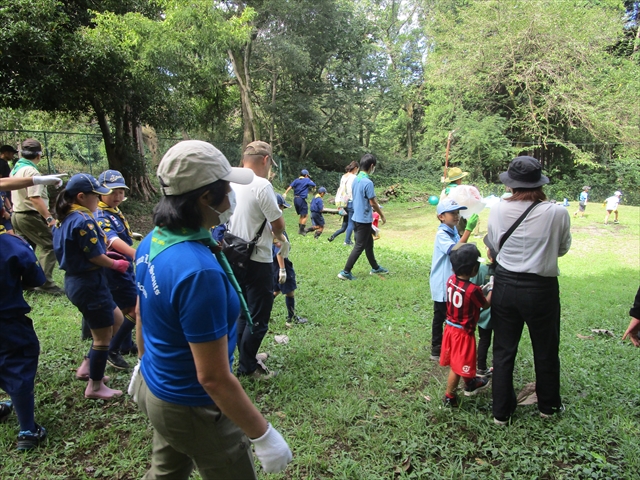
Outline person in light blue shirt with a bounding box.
[428,199,471,360]
[338,154,388,280]
[573,186,590,218]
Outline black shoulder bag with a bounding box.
[498,200,542,250]
[222,219,268,269]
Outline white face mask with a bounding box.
[370,166,375,175]
[209,189,236,225]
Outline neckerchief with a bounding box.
[11,158,38,176]
[356,171,369,179]
[98,201,132,237]
[149,226,253,329]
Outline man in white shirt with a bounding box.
[229,141,290,379]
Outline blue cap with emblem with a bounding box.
[99,169,128,189]
[66,173,112,196]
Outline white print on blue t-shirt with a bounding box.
[136,253,160,296]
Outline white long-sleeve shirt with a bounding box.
[486,200,571,277]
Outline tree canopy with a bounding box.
[1,0,638,199]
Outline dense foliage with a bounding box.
[1,0,638,201]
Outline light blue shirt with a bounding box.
[429,223,460,302]
[579,191,588,202]
[352,173,376,223]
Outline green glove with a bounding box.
[465,213,479,232]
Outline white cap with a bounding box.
[614,191,622,196]
[157,140,254,195]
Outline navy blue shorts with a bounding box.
[311,212,325,227]
[273,258,297,295]
[0,316,39,396]
[294,197,308,216]
[106,268,137,310]
[64,270,117,330]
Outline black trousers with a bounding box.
[491,266,562,419]
[232,260,274,375]
[477,326,492,370]
[344,221,378,273]
[431,301,447,356]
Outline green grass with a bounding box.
[1,202,639,479]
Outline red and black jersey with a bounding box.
[445,274,486,333]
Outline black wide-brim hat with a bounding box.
[499,156,549,189]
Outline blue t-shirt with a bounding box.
[429,223,460,302]
[53,208,108,274]
[351,173,376,223]
[0,227,46,318]
[310,194,324,213]
[289,177,316,198]
[136,235,240,407]
[579,191,588,202]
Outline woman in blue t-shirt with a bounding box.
[130,140,292,479]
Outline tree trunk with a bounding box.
[92,99,156,201]
[229,44,260,149]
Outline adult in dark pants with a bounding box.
[485,156,571,425]
[229,141,290,379]
[283,169,316,235]
[337,154,387,280]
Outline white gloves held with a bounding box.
[278,268,287,284]
[33,173,67,187]
[481,275,494,296]
[250,423,293,473]
[127,360,141,402]
[277,239,291,259]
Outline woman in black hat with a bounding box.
[485,156,572,425]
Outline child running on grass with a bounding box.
[0,224,48,450]
[441,243,492,407]
[306,187,327,238]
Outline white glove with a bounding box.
[481,275,494,296]
[131,232,143,241]
[250,423,292,473]
[278,268,287,284]
[33,173,67,187]
[278,239,291,259]
[127,360,141,402]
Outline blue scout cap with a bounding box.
[318,187,327,194]
[99,169,128,189]
[301,169,309,176]
[436,198,468,215]
[66,173,111,196]
[276,193,291,208]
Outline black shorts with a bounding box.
[273,258,297,295]
[64,270,117,329]
[311,212,325,227]
[578,201,586,212]
[294,197,308,216]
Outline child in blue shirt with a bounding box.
[0,224,48,450]
[429,199,478,360]
[273,194,308,324]
[306,187,327,239]
[52,174,131,400]
[95,170,138,358]
[283,169,316,235]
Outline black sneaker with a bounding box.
[17,424,47,450]
[442,395,459,408]
[0,401,13,423]
[463,376,491,396]
[477,367,493,377]
[327,236,335,242]
[292,316,308,324]
[107,351,131,370]
[119,343,139,356]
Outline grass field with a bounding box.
[1,200,639,479]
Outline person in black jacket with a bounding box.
[622,286,640,347]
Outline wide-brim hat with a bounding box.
[442,167,469,183]
[66,173,112,196]
[158,140,254,195]
[499,156,549,189]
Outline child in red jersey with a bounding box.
[441,243,493,407]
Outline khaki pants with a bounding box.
[135,375,257,480]
[12,212,58,287]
